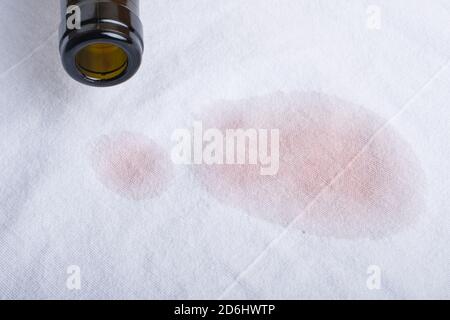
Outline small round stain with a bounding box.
[91,131,171,200]
[195,92,426,239]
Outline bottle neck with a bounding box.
[59,0,144,86]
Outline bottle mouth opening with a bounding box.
[75,42,129,81]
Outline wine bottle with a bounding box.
[59,0,144,86]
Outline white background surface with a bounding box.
[0,0,449,299]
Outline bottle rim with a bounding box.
[60,28,143,86]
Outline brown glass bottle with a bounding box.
[59,0,144,87]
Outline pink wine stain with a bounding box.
[195,92,426,239]
[91,131,171,200]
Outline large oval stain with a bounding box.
[91,131,171,200]
[195,92,426,239]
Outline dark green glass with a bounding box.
[59,0,144,87]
